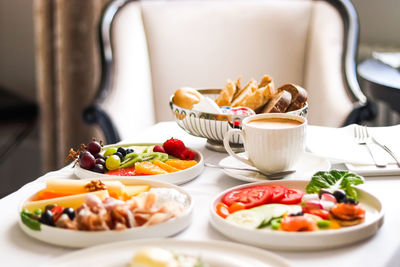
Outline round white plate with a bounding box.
[210,180,384,251]
[219,152,330,182]
[19,179,193,248]
[43,239,291,267]
[74,143,204,185]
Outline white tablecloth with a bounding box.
[1,122,400,266]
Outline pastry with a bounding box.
[172,87,203,109]
[215,79,237,106]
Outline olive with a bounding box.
[117,147,127,157]
[62,207,75,220]
[39,209,55,226]
[333,190,346,203]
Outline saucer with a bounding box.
[218,152,330,182]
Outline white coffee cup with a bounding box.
[223,113,306,174]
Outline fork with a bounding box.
[354,125,387,168]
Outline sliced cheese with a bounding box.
[23,190,109,212]
[45,178,125,198]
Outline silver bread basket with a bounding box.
[169,89,308,152]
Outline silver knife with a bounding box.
[365,127,400,168]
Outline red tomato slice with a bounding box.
[267,185,287,202]
[279,188,304,205]
[50,206,64,222]
[222,185,272,209]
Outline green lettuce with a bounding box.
[306,170,364,200]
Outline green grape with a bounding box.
[105,155,121,170]
[104,147,118,157]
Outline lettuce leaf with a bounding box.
[306,170,364,200]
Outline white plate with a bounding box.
[74,143,204,185]
[43,239,291,267]
[219,152,330,182]
[210,180,384,251]
[19,179,193,248]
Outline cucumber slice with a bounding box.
[226,210,265,229]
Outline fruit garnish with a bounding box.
[180,149,195,160]
[135,162,168,175]
[153,145,166,153]
[107,167,136,176]
[163,138,187,158]
[165,159,197,170]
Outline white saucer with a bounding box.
[218,152,330,182]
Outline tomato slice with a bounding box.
[278,188,304,205]
[267,185,287,202]
[50,206,64,222]
[221,185,272,209]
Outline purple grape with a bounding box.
[93,153,105,160]
[79,151,95,170]
[95,158,105,166]
[92,164,105,173]
[87,141,101,154]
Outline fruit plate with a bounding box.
[209,180,384,251]
[42,239,291,267]
[18,179,193,248]
[74,143,204,185]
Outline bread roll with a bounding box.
[172,87,203,109]
[277,84,308,111]
[261,90,292,113]
[215,80,237,106]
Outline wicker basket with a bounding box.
[169,89,308,152]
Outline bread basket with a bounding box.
[169,89,308,152]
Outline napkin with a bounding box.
[307,124,400,176]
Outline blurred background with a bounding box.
[0,0,399,197]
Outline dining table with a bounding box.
[1,121,400,267]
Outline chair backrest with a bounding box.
[98,0,363,140]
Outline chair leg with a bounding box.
[342,101,378,126]
[83,106,121,144]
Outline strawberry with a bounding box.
[163,138,187,158]
[180,150,195,160]
[153,145,166,153]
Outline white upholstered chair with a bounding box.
[84,0,376,143]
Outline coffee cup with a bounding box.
[223,113,306,174]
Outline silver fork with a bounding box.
[354,125,387,168]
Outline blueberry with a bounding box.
[126,148,134,154]
[62,208,75,220]
[117,147,127,157]
[114,152,124,160]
